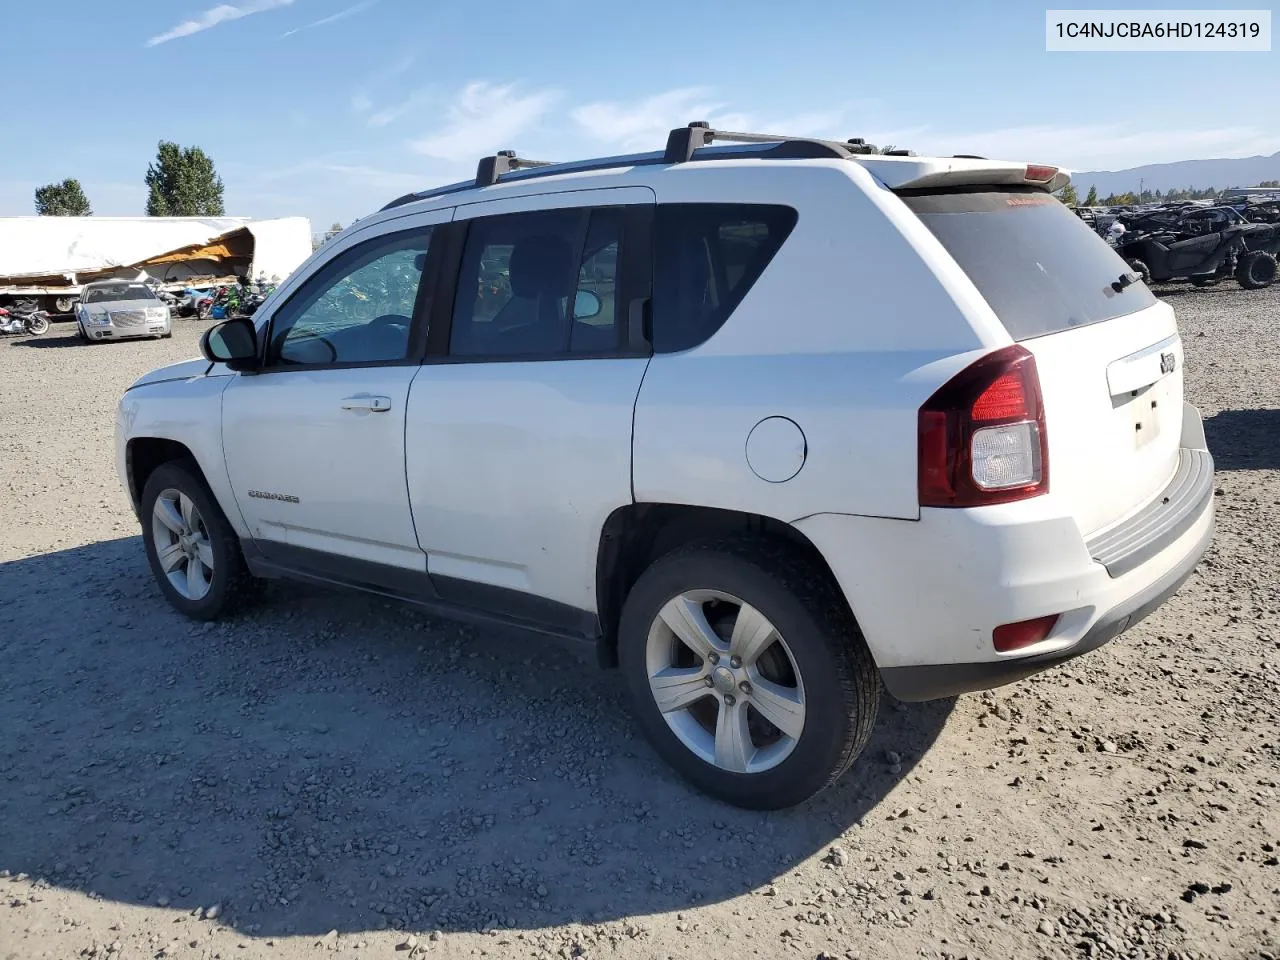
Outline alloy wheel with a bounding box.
[644,589,806,774]
[151,488,215,600]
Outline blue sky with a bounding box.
[2,0,1277,230]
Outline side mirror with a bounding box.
[200,316,259,371]
[573,289,602,320]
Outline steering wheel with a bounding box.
[370,313,411,329]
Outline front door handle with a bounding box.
[340,395,392,413]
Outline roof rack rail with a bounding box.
[663,121,886,164]
[475,149,555,187]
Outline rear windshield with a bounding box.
[900,187,1157,340]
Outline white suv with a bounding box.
[115,124,1215,809]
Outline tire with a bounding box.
[25,315,49,335]
[1126,259,1151,284]
[54,297,75,314]
[1236,250,1278,289]
[140,460,260,621]
[618,538,880,810]
[77,322,89,342]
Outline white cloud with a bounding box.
[409,82,557,163]
[146,0,296,47]
[367,89,434,128]
[571,88,733,150]
[282,0,378,37]
[350,94,373,113]
[903,123,1280,172]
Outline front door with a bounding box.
[222,209,450,575]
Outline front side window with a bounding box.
[449,207,625,358]
[267,228,432,366]
[651,203,798,353]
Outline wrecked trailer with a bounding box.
[0,216,312,316]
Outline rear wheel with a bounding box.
[54,297,75,314]
[140,461,260,620]
[618,539,880,809]
[1126,259,1151,284]
[25,315,49,335]
[1236,250,1278,289]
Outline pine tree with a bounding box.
[1083,185,1099,206]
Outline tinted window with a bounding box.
[652,204,798,353]
[570,209,623,355]
[900,188,1157,341]
[449,208,625,358]
[267,228,431,366]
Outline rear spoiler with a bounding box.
[859,156,1071,194]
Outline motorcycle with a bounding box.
[0,303,51,336]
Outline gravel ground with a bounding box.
[1,292,1277,960]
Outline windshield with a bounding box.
[82,284,159,304]
[900,187,1157,341]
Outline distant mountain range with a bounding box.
[1069,152,1280,196]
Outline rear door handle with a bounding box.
[340,395,392,413]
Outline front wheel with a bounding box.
[25,315,49,335]
[618,539,880,809]
[140,461,260,620]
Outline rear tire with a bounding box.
[25,315,49,335]
[1236,250,1278,289]
[140,461,261,621]
[1126,259,1152,284]
[618,538,880,809]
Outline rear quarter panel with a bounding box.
[633,162,1003,521]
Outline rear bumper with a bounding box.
[793,401,1215,702]
[878,506,1213,700]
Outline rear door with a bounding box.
[405,187,654,620]
[900,187,1184,536]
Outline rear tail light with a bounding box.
[1024,164,1059,183]
[918,344,1049,507]
[993,614,1059,653]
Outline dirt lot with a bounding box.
[1,292,1277,960]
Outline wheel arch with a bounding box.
[594,502,851,668]
[126,437,203,515]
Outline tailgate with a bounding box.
[1022,302,1183,535]
[899,185,1185,535]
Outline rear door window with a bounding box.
[900,188,1157,340]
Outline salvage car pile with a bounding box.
[1077,196,1280,290]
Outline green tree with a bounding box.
[34,178,92,216]
[144,141,225,216]
[1056,182,1079,206]
[1083,184,1099,206]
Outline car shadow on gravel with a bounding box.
[1204,408,1280,471]
[0,536,953,940]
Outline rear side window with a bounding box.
[652,203,797,353]
[900,188,1157,341]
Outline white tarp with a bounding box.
[0,216,251,279]
[241,218,314,283]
